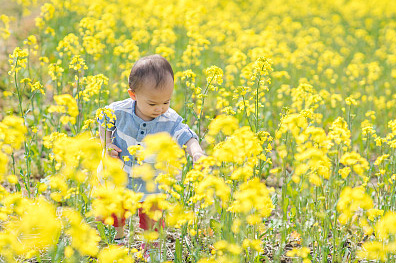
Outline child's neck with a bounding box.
[135,105,154,121]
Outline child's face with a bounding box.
[128,74,174,121]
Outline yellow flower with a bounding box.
[62,208,101,257]
[8,47,29,75]
[48,94,79,125]
[6,174,18,184]
[375,211,396,240]
[28,81,45,94]
[374,154,389,166]
[242,239,263,252]
[96,107,116,130]
[98,245,133,263]
[328,117,351,147]
[141,231,159,242]
[191,175,230,208]
[64,246,74,258]
[80,74,109,101]
[367,209,384,221]
[207,114,239,138]
[345,96,357,106]
[141,194,170,221]
[213,126,262,165]
[336,186,373,224]
[0,15,11,40]
[0,116,27,150]
[91,186,142,223]
[140,132,186,175]
[132,163,156,192]
[166,203,194,228]
[48,61,64,81]
[228,177,274,218]
[340,152,369,177]
[56,33,81,57]
[4,197,61,256]
[339,167,351,179]
[98,155,128,187]
[205,65,223,89]
[43,132,67,149]
[357,241,387,262]
[82,119,95,130]
[69,55,88,71]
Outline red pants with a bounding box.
[104,205,165,231]
[138,207,165,231]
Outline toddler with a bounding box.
[97,55,204,244]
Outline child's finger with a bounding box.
[110,150,120,158]
[107,144,122,153]
[113,145,122,152]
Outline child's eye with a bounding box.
[164,102,169,104]
[149,104,156,106]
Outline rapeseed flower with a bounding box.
[0,15,10,40]
[48,94,79,125]
[357,241,388,262]
[340,152,369,178]
[141,194,170,221]
[2,197,61,257]
[8,47,28,75]
[62,208,101,257]
[98,245,133,263]
[213,126,262,165]
[337,186,373,224]
[140,132,186,175]
[228,177,274,218]
[166,203,194,228]
[91,186,142,224]
[191,175,230,208]
[375,211,396,240]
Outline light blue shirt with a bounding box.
[97,98,198,195]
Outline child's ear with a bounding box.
[128,89,136,100]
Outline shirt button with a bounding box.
[141,131,144,134]
[143,123,146,127]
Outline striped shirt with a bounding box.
[97,98,198,195]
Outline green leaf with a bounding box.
[175,238,182,263]
[96,221,109,244]
[210,218,221,234]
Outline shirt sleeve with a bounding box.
[96,105,116,132]
[172,117,199,147]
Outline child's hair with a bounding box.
[128,54,174,92]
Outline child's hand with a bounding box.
[192,152,206,163]
[106,143,122,158]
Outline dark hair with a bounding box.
[128,54,174,91]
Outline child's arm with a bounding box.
[99,125,122,158]
[185,138,205,163]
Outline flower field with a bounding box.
[1,0,396,262]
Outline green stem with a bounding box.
[197,75,215,141]
[255,73,262,133]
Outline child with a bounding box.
[97,54,205,243]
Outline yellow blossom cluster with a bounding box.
[48,94,79,125]
[90,186,143,225]
[228,178,274,224]
[358,212,396,261]
[8,47,28,75]
[0,15,11,40]
[337,186,373,225]
[340,152,369,178]
[0,116,27,178]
